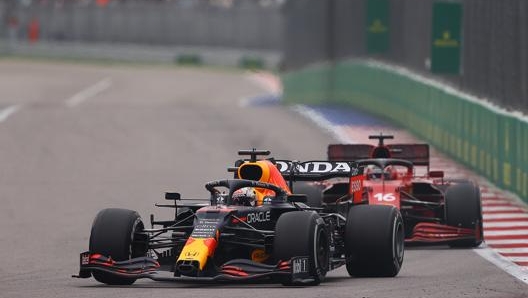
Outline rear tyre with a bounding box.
[292,181,323,208]
[445,182,483,248]
[345,205,404,277]
[273,211,329,286]
[89,208,146,285]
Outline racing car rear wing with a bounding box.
[274,160,362,181]
[229,149,362,181]
[328,144,430,167]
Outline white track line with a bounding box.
[474,248,528,284]
[483,206,526,212]
[495,248,528,254]
[485,239,528,245]
[482,202,519,207]
[509,256,528,262]
[0,105,20,123]
[65,77,112,107]
[481,194,503,199]
[291,105,354,144]
[481,193,506,199]
[485,230,528,237]
[484,213,528,220]
[484,222,528,228]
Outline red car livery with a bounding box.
[315,134,483,247]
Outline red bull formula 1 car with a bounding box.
[317,134,483,247]
[74,149,404,286]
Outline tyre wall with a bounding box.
[282,60,528,204]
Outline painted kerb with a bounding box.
[282,60,528,203]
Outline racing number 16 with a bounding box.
[374,193,396,202]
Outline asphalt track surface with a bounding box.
[0,60,527,298]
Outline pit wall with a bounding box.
[282,60,528,203]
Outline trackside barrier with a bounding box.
[175,54,202,65]
[239,56,265,70]
[0,40,280,70]
[282,60,528,203]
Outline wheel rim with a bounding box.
[315,228,329,272]
[130,217,145,258]
[394,220,405,262]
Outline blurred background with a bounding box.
[0,0,526,109]
[0,0,528,111]
[0,0,527,204]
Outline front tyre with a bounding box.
[89,208,146,285]
[273,211,329,286]
[445,182,483,248]
[345,205,404,277]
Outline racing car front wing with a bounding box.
[405,222,482,244]
[73,252,313,284]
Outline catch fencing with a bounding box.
[2,0,527,111]
[2,0,283,51]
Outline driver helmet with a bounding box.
[232,187,257,206]
[366,166,388,180]
[385,166,398,180]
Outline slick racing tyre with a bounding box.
[345,205,404,277]
[292,181,323,208]
[89,208,146,285]
[445,182,483,248]
[273,211,329,286]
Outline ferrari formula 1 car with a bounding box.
[312,134,483,248]
[74,149,404,286]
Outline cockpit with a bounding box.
[365,166,398,180]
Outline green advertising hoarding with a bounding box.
[366,0,389,53]
[431,1,462,74]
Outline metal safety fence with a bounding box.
[1,0,284,51]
